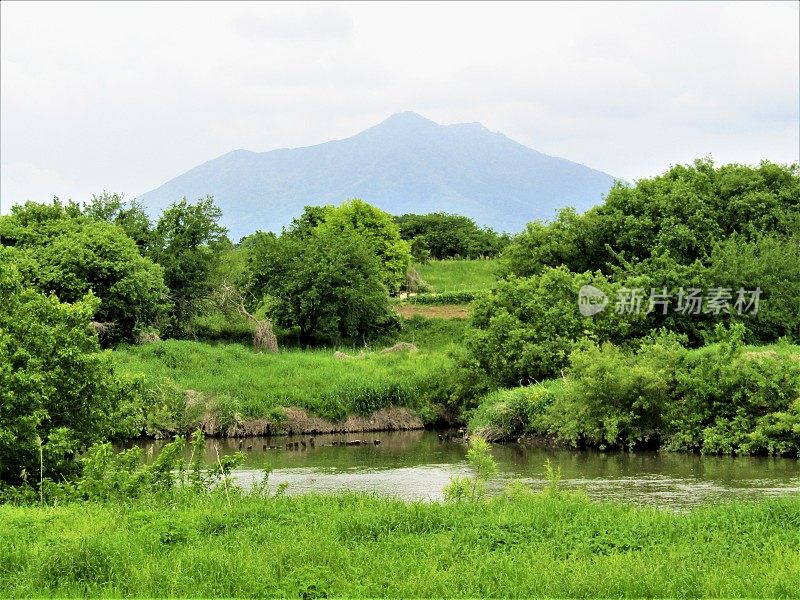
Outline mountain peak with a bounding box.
[381,111,437,126]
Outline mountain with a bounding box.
[137,112,619,241]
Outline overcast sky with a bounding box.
[1,1,798,213]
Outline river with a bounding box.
[126,429,800,510]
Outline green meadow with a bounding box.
[415,259,498,294]
[1,492,797,598]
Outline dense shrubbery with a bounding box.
[0,255,136,486]
[469,159,799,403]
[469,327,800,455]
[502,160,799,279]
[246,227,399,345]
[468,267,643,385]
[404,291,480,304]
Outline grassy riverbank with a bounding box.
[1,492,798,598]
[113,318,470,436]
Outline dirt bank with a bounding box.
[202,406,425,437]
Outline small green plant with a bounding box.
[444,436,497,501]
[543,458,562,496]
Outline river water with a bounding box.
[127,429,800,510]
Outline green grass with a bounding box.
[113,319,469,431]
[415,259,498,294]
[1,492,798,598]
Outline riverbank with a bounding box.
[112,318,469,438]
[2,492,797,598]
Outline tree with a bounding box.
[0,200,169,344]
[468,267,641,386]
[0,253,128,485]
[316,199,412,293]
[149,196,228,336]
[247,226,398,345]
[395,212,510,260]
[501,159,800,279]
[83,192,154,253]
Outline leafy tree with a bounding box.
[502,159,799,279]
[468,267,641,386]
[83,192,154,252]
[316,200,411,293]
[0,201,169,344]
[247,226,398,345]
[396,212,510,260]
[0,253,128,485]
[149,196,228,336]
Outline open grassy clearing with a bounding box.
[394,303,471,319]
[415,259,498,293]
[1,492,797,598]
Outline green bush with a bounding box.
[540,332,687,449]
[468,384,558,441]
[0,201,169,344]
[406,291,480,304]
[665,328,800,454]
[467,327,800,454]
[0,254,133,485]
[468,266,642,386]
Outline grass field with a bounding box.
[113,319,469,433]
[394,304,471,319]
[1,492,797,598]
[415,259,498,293]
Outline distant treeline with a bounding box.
[393,212,511,261]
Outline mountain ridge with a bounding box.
[137,112,619,241]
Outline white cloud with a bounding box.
[1,1,797,209]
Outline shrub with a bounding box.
[468,384,557,441]
[540,332,686,449]
[0,253,132,485]
[468,266,641,386]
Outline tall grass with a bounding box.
[114,335,460,429]
[415,259,498,294]
[1,492,797,598]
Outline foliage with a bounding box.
[403,291,480,305]
[540,332,687,449]
[444,436,497,501]
[474,159,800,389]
[74,430,245,502]
[468,329,800,455]
[316,199,412,293]
[468,267,642,386]
[707,233,800,343]
[246,224,398,345]
[0,255,130,485]
[467,384,558,441]
[395,212,510,260]
[149,196,229,336]
[502,159,799,278]
[82,192,154,252]
[1,492,798,597]
[0,200,169,343]
[665,326,800,454]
